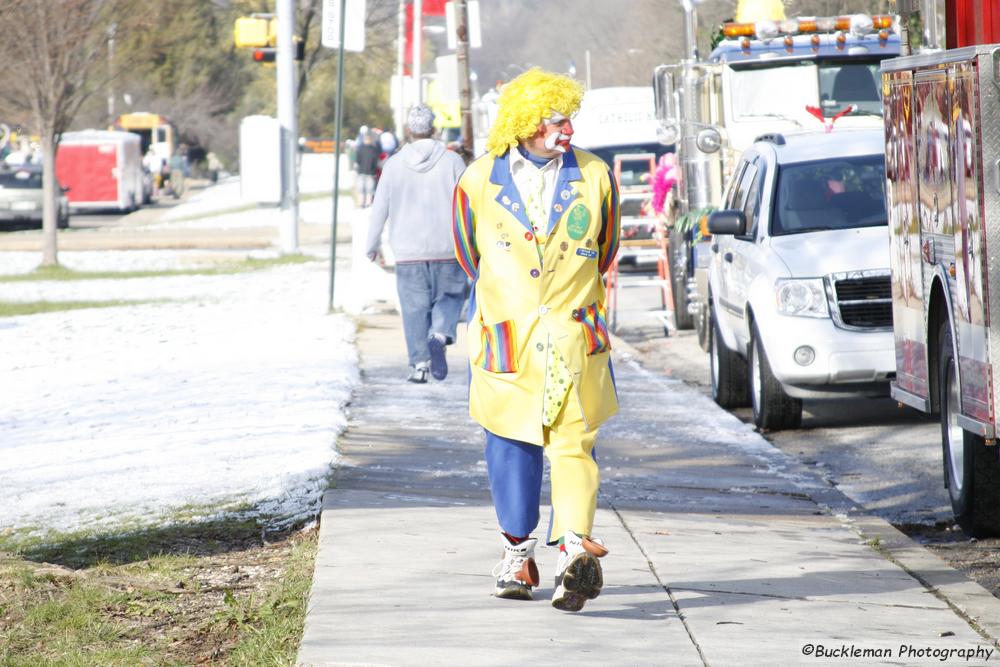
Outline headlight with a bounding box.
[775,278,829,318]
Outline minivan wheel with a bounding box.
[939,320,1000,537]
[749,322,802,431]
[710,309,748,408]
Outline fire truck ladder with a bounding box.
[605,153,675,336]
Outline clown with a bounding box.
[452,68,621,612]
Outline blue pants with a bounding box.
[485,419,599,544]
[485,433,544,538]
[395,260,468,366]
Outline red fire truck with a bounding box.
[883,0,1000,535]
[55,130,144,213]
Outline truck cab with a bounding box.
[653,14,900,347]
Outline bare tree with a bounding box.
[0,0,131,266]
[295,0,398,102]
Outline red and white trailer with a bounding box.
[883,1,1000,536]
[55,130,143,212]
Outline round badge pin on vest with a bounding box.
[566,204,591,240]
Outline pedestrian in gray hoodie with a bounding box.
[366,104,468,383]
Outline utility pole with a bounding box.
[412,0,422,104]
[454,0,473,160]
[277,0,299,254]
[107,23,116,126]
[395,0,406,137]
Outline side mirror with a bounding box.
[60,185,70,194]
[707,209,747,236]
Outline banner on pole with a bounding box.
[322,0,366,51]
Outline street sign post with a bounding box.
[322,0,366,52]
[323,0,366,311]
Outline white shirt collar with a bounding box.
[509,146,562,175]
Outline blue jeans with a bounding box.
[356,174,375,206]
[395,260,468,366]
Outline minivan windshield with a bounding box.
[772,154,886,236]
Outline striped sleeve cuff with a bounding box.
[598,169,620,274]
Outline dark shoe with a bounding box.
[427,333,448,381]
[551,532,607,612]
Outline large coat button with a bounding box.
[525,232,533,241]
[572,309,582,321]
[530,268,540,278]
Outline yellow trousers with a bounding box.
[544,395,600,542]
[485,393,600,544]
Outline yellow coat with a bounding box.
[453,147,621,445]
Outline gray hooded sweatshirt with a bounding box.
[366,138,467,263]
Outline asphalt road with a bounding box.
[612,277,949,527]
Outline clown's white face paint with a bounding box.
[544,131,568,153]
[529,111,574,157]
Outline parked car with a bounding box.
[707,129,894,430]
[0,165,69,229]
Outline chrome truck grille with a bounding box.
[827,270,893,331]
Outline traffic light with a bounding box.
[234,16,273,48]
[252,48,276,63]
[294,36,305,61]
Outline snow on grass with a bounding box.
[0,195,361,542]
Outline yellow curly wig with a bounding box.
[486,68,584,157]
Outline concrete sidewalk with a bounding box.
[298,313,1000,666]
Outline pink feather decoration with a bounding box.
[651,153,678,215]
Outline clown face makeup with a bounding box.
[524,111,574,158]
[542,111,574,153]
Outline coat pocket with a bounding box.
[475,319,518,373]
[578,301,612,356]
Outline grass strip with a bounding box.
[0,299,166,317]
[0,254,319,283]
[224,532,317,666]
[0,516,319,666]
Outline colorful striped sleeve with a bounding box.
[597,168,621,274]
[452,184,479,279]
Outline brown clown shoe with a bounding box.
[551,531,608,612]
[492,537,540,600]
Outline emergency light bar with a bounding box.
[722,14,894,40]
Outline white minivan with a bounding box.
[707,129,895,430]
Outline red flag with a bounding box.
[404,1,445,73]
[423,0,447,16]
